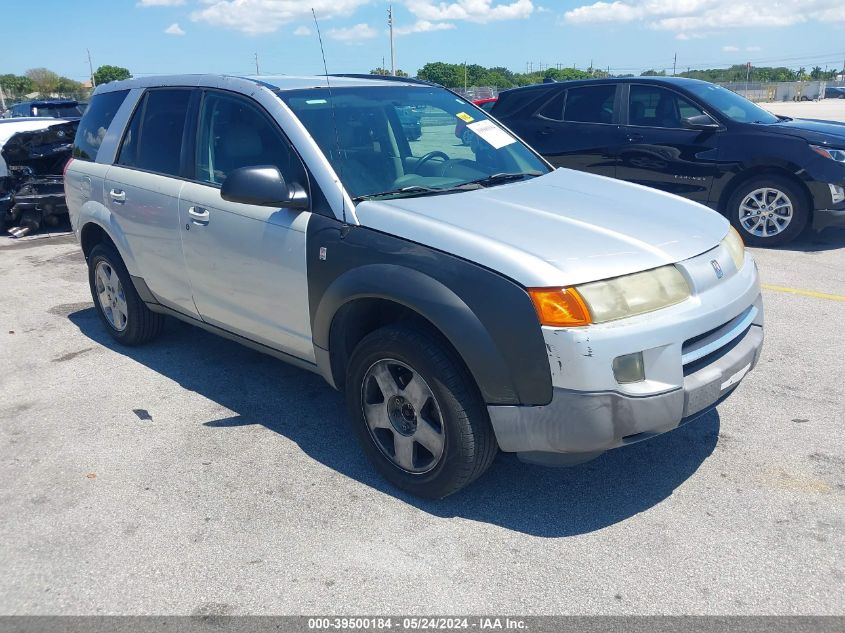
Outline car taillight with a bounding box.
[62,157,72,177]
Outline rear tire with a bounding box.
[88,243,164,345]
[726,176,808,247]
[346,323,498,498]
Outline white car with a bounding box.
[65,74,764,497]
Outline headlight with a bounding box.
[530,266,691,327]
[721,226,745,271]
[810,145,845,163]
[575,265,691,324]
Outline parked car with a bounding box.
[66,74,763,497]
[6,100,85,120]
[493,77,845,245]
[396,105,422,141]
[455,97,497,145]
[824,86,845,99]
[0,117,77,236]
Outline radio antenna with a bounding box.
[312,8,346,225]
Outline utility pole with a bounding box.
[673,52,677,76]
[254,52,260,75]
[87,48,96,88]
[464,60,468,93]
[745,61,751,97]
[387,4,395,76]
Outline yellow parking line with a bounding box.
[761,283,845,302]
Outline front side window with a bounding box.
[280,85,549,201]
[73,90,129,162]
[195,91,304,186]
[117,89,191,176]
[563,85,616,124]
[628,85,705,128]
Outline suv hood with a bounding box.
[766,117,845,146]
[355,168,729,287]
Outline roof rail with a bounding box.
[329,73,438,87]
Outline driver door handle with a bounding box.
[109,189,126,203]
[188,206,210,225]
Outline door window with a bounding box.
[628,85,705,129]
[195,91,304,187]
[117,89,191,176]
[563,85,616,124]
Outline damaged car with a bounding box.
[0,118,78,237]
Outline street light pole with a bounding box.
[388,4,395,76]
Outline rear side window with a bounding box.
[629,85,705,128]
[563,85,616,123]
[117,89,191,177]
[72,90,129,161]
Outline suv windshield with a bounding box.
[279,85,549,201]
[30,104,83,118]
[684,83,779,124]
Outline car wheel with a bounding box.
[88,243,164,345]
[346,323,498,498]
[727,176,808,246]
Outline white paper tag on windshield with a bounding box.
[466,120,516,150]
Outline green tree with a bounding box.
[810,66,823,80]
[369,68,409,77]
[0,74,33,97]
[25,67,60,96]
[93,65,131,85]
[641,69,667,76]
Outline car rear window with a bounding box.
[72,90,129,162]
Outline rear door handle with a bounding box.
[538,127,554,136]
[188,206,210,225]
[626,133,644,142]
[109,189,126,203]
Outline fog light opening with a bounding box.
[829,184,845,205]
[613,352,645,384]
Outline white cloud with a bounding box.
[562,1,845,35]
[191,0,370,35]
[293,25,312,36]
[138,0,185,6]
[164,22,186,35]
[722,45,739,52]
[403,0,534,23]
[326,22,378,42]
[395,20,457,35]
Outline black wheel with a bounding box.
[726,176,809,247]
[88,243,164,345]
[346,323,498,498]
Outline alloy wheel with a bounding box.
[94,260,128,331]
[738,187,793,238]
[361,359,446,474]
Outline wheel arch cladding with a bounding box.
[307,215,553,406]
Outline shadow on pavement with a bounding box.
[770,226,845,253]
[69,307,719,538]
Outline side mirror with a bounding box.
[681,114,721,131]
[220,165,308,209]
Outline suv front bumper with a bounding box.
[488,320,762,459]
[488,244,763,462]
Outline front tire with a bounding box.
[726,176,808,246]
[346,323,497,498]
[88,243,164,345]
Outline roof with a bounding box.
[13,99,79,106]
[93,73,426,96]
[502,75,712,95]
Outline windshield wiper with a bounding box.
[352,183,480,202]
[464,171,543,188]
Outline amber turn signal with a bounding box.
[528,287,592,327]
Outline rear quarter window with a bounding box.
[72,90,129,161]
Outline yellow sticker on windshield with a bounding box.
[456,112,474,123]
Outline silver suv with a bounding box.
[66,74,764,497]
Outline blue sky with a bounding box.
[4,1,845,81]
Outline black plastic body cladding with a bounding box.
[306,214,553,406]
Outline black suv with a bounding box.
[493,77,845,245]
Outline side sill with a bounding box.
[145,302,322,377]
